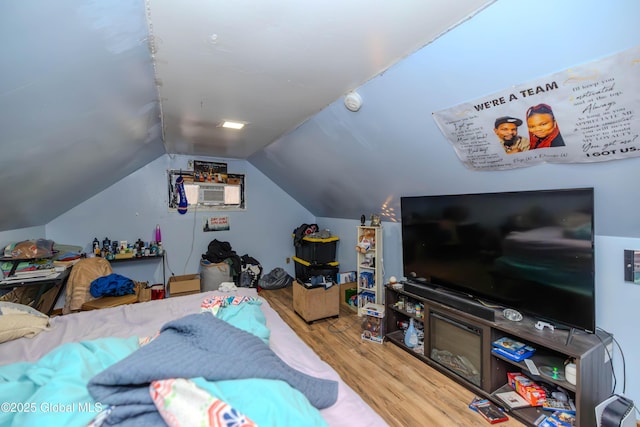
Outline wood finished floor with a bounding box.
[259,286,526,427]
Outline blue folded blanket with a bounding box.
[87,312,338,426]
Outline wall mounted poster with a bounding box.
[203,216,229,232]
[432,45,640,170]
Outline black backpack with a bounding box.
[293,223,319,247]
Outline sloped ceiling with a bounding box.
[0,0,493,232]
[0,0,165,232]
[151,0,494,158]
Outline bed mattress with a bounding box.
[0,288,385,427]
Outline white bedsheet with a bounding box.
[0,289,386,427]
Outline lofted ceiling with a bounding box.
[0,0,494,232]
[150,0,494,158]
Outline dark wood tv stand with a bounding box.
[385,284,612,427]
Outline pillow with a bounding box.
[0,301,50,343]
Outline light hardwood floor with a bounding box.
[259,286,527,427]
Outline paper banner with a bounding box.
[432,46,640,170]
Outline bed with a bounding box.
[0,288,386,427]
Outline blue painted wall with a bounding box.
[41,154,314,290]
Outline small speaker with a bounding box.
[403,282,495,321]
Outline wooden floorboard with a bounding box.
[259,286,527,427]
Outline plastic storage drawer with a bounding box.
[292,256,339,283]
[294,235,339,265]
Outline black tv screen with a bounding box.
[401,188,595,332]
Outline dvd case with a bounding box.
[491,346,535,362]
[469,397,509,424]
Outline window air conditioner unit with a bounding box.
[197,183,241,206]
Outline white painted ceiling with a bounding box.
[150,0,494,158]
[0,0,494,232]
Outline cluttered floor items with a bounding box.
[200,239,263,290]
[464,336,581,425]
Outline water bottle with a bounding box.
[404,318,418,348]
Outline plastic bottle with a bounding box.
[404,318,418,348]
[155,224,162,244]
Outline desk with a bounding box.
[0,268,71,315]
[105,253,166,290]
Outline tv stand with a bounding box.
[385,284,612,427]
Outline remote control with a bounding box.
[524,358,540,376]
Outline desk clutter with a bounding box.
[1,239,82,314]
[0,237,166,318]
[91,232,163,261]
[1,239,82,279]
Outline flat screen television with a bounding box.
[401,188,595,332]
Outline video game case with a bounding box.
[538,411,576,427]
[542,398,576,414]
[469,397,509,424]
[492,337,536,357]
[491,346,535,362]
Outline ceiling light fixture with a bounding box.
[220,120,246,130]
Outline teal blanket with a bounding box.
[0,301,334,427]
[0,337,139,427]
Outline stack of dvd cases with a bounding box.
[491,337,536,362]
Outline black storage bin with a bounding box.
[292,256,339,283]
[294,236,339,265]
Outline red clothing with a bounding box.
[529,124,564,149]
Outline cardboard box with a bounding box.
[136,281,152,302]
[292,279,339,322]
[168,274,201,297]
[507,372,547,406]
[339,281,357,311]
[361,302,385,344]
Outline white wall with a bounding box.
[45,154,314,296]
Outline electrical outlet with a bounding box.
[605,342,613,364]
[286,257,290,264]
